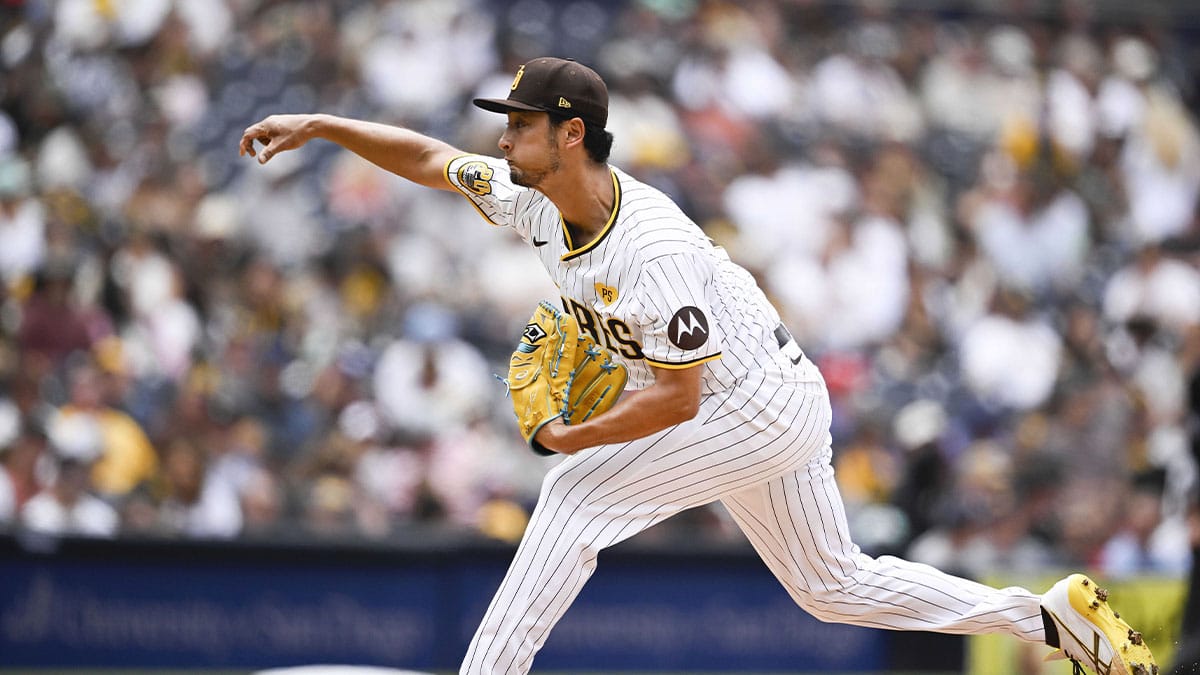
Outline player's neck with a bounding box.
[543,162,614,242]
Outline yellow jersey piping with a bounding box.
[644,353,723,370]
[561,170,621,262]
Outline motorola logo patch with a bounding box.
[668,306,709,350]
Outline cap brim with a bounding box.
[473,97,548,115]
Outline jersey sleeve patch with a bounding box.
[667,306,709,350]
[457,160,494,196]
[444,154,522,229]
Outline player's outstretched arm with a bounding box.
[238,113,462,191]
[535,364,703,454]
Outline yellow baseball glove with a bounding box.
[506,301,628,455]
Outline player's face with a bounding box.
[499,112,561,189]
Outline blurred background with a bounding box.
[0,0,1199,672]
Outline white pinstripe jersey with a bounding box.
[446,154,813,394]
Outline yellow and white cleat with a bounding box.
[1040,574,1157,675]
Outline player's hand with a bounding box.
[238,114,318,164]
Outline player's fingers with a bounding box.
[238,130,258,157]
[239,122,274,157]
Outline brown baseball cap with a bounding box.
[474,57,608,129]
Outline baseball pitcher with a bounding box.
[240,57,1157,675]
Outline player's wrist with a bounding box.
[306,113,333,140]
[534,419,582,455]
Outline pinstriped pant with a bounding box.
[460,366,1047,674]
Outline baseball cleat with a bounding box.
[1041,574,1157,675]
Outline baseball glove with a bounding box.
[506,301,628,455]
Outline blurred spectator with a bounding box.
[959,288,1063,411]
[725,139,857,272]
[299,427,390,539]
[966,162,1091,297]
[1103,243,1200,336]
[1045,33,1104,166]
[57,361,158,499]
[669,2,795,122]
[833,418,910,554]
[981,25,1042,145]
[238,467,287,538]
[1097,468,1191,578]
[1040,373,1136,478]
[155,438,242,539]
[208,416,270,503]
[373,304,494,436]
[356,428,447,528]
[1097,36,1155,141]
[810,21,923,142]
[301,472,361,537]
[237,150,329,267]
[889,398,952,544]
[20,412,118,538]
[906,439,1059,578]
[835,420,900,511]
[347,0,497,121]
[768,194,909,350]
[0,158,45,289]
[1118,77,1200,246]
[16,260,93,373]
[0,399,23,523]
[1118,316,1192,429]
[605,73,690,174]
[110,228,201,381]
[919,24,990,139]
[907,498,987,578]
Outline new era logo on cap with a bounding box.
[474,57,608,129]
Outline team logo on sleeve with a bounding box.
[667,306,709,350]
[458,161,494,196]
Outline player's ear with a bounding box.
[562,117,586,148]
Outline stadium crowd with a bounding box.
[0,0,1198,586]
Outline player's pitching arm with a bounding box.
[238,114,461,191]
[534,364,703,455]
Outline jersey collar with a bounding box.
[561,169,621,262]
